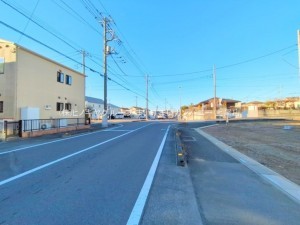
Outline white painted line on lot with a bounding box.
[0,123,153,187]
[0,124,125,156]
[199,124,219,129]
[127,125,170,225]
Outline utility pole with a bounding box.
[102,18,108,127]
[146,74,149,120]
[101,17,114,127]
[213,65,217,119]
[82,49,86,97]
[298,30,300,102]
[179,86,182,120]
[81,50,87,120]
[135,96,138,107]
[298,30,300,79]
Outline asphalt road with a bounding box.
[1,120,300,225]
[0,122,171,225]
[178,122,300,225]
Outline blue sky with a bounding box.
[1,0,300,111]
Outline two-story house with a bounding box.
[0,39,85,121]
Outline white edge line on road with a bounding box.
[126,125,170,225]
[0,124,125,156]
[103,130,132,132]
[0,123,152,187]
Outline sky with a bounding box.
[1,0,300,111]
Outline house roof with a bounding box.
[131,106,144,110]
[247,101,264,105]
[197,97,240,105]
[85,96,104,104]
[85,96,119,108]
[0,39,85,77]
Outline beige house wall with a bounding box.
[0,41,17,119]
[0,40,85,120]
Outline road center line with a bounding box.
[0,123,152,187]
[126,125,170,225]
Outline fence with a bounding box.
[0,118,89,140]
[22,118,88,132]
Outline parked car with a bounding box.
[157,114,165,119]
[115,113,124,119]
[138,114,146,119]
[124,112,131,118]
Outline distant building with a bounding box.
[0,39,85,120]
[196,97,240,110]
[130,106,144,115]
[85,96,119,119]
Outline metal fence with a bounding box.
[0,120,22,140]
[22,118,88,132]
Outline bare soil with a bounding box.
[202,120,300,185]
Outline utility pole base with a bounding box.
[102,115,108,128]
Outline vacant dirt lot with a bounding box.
[202,120,300,185]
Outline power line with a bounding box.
[0,21,147,100]
[54,0,102,36]
[1,0,80,51]
[17,0,40,43]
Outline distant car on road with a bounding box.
[115,113,125,119]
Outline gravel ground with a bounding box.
[202,120,300,185]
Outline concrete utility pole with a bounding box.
[298,30,300,79]
[213,65,217,119]
[101,17,114,127]
[146,74,149,120]
[179,86,182,120]
[82,50,86,100]
[102,18,108,127]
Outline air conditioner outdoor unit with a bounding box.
[40,123,51,130]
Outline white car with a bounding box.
[115,113,124,119]
[138,114,146,119]
[157,114,165,119]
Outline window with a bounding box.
[65,103,72,111]
[57,71,64,83]
[0,57,4,74]
[56,102,64,111]
[0,101,3,113]
[66,75,72,85]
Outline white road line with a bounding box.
[0,124,124,156]
[103,130,132,132]
[126,125,170,225]
[0,123,152,187]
